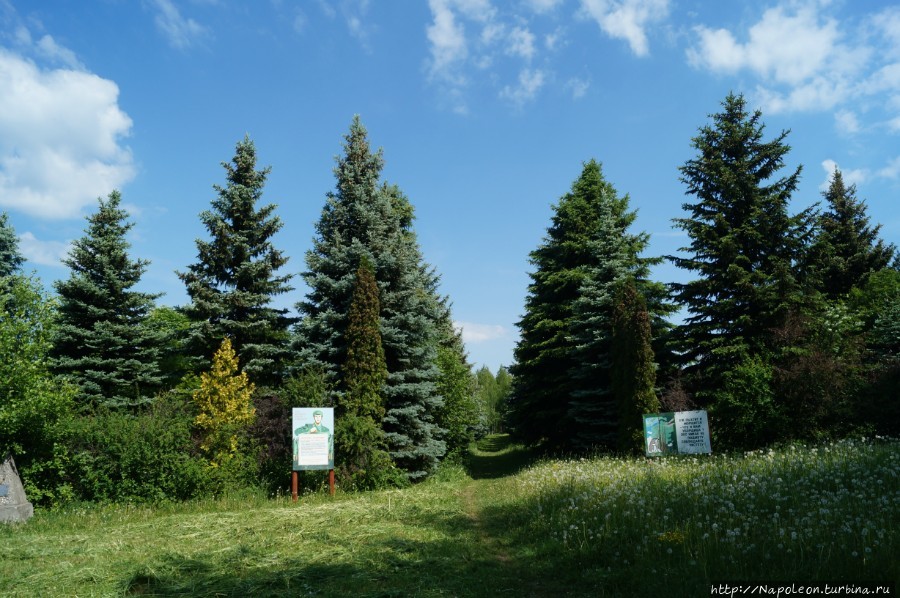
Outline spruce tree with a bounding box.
[810,169,896,299]
[0,212,24,278]
[52,191,163,409]
[178,136,295,386]
[296,117,446,481]
[670,92,810,411]
[509,160,664,449]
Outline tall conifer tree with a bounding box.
[296,117,446,480]
[809,169,895,299]
[670,92,810,409]
[179,136,295,385]
[509,160,663,449]
[52,191,163,409]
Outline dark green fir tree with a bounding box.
[178,136,295,386]
[510,160,665,449]
[809,169,896,299]
[670,93,812,442]
[52,191,163,409]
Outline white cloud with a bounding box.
[0,49,135,219]
[684,2,900,119]
[526,0,564,14]
[500,68,545,106]
[579,0,669,57]
[878,156,900,180]
[18,231,70,267]
[151,0,207,49]
[688,6,842,86]
[820,159,869,191]
[454,321,508,343]
[426,1,558,111]
[427,0,469,82]
[566,76,590,99]
[506,26,536,60]
[834,109,860,134]
[339,0,375,49]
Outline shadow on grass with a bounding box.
[465,434,539,480]
[122,517,609,598]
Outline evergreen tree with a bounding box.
[611,278,659,454]
[178,136,295,386]
[810,169,896,298]
[296,117,446,481]
[0,212,24,278]
[193,338,256,468]
[52,191,163,409]
[337,258,392,486]
[670,93,810,412]
[509,160,664,449]
[343,258,387,421]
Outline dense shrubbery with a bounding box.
[57,396,212,503]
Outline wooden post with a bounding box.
[291,471,299,502]
[328,469,335,496]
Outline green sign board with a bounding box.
[643,410,711,456]
[292,408,334,471]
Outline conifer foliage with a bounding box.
[296,117,447,481]
[52,191,163,409]
[343,258,387,422]
[670,93,809,410]
[193,338,256,467]
[179,136,294,385]
[509,160,661,450]
[810,169,896,299]
[0,212,24,278]
[611,278,659,454]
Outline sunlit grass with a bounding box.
[518,437,900,594]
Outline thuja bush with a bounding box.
[57,394,212,504]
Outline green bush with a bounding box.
[711,355,785,449]
[58,393,212,504]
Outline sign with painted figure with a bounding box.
[643,410,711,456]
[292,408,334,471]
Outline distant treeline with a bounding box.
[1,93,898,506]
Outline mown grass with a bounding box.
[0,436,897,597]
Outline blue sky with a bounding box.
[2,0,899,372]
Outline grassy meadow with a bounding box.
[1,435,897,597]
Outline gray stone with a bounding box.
[0,454,33,523]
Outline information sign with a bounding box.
[292,408,334,471]
[643,410,711,456]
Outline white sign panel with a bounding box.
[674,410,711,454]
